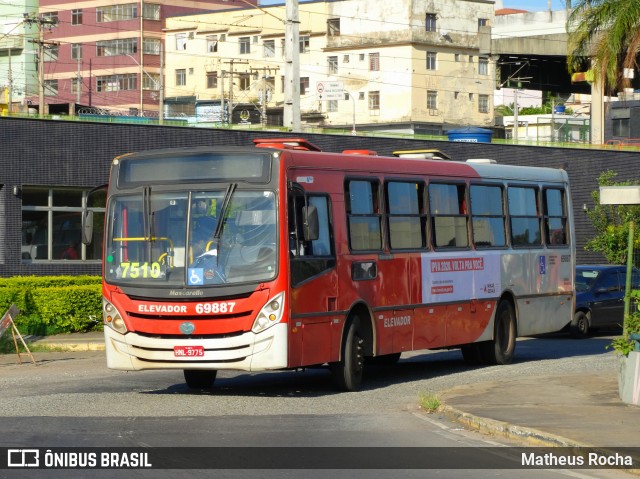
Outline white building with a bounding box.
[164,0,496,134]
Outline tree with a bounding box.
[567,0,640,93]
[585,171,640,264]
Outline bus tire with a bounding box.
[480,300,516,365]
[330,316,365,392]
[184,369,217,389]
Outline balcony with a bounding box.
[0,35,24,52]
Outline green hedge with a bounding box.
[0,276,102,335]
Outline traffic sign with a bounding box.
[316,81,344,101]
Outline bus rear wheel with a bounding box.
[330,316,365,392]
[479,300,516,365]
[184,369,217,390]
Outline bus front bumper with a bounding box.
[103,324,288,372]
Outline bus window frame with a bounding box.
[507,183,543,249]
[427,180,471,250]
[344,176,384,254]
[542,186,569,248]
[383,178,428,252]
[469,181,507,250]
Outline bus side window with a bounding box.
[508,186,542,247]
[429,183,469,248]
[543,188,568,246]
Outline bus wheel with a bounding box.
[184,369,217,390]
[480,301,516,365]
[330,316,365,392]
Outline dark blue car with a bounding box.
[573,265,640,338]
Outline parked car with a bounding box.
[572,265,640,338]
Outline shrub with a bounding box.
[0,276,102,335]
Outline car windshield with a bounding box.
[105,189,277,287]
[575,269,600,292]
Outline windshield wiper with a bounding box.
[214,183,237,241]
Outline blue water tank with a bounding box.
[553,105,566,114]
[447,127,493,143]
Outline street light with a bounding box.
[125,53,163,123]
[222,0,300,131]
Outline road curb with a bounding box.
[440,404,588,447]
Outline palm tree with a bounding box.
[567,0,640,93]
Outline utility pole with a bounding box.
[76,56,81,106]
[251,66,273,127]
[283,0,300,131]
[221,59,248,123]
[7,48,12,114]
[24,14,57,116]
[158,42,164,124]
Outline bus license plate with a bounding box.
[174,346,205,357]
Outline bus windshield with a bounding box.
[104,189,277,287]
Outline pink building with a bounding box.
[34,0,256,116]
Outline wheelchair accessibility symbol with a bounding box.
[188,268,204,285]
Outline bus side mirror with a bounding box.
[302,205,319,241]
[82,210,94,245]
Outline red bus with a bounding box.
[85,138,575,391]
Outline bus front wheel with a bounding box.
[184,369,217,390]
[480,300,516,365]
[330,316,365,392]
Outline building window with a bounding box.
[479,94,489,113]
[143,73,159,90]
[359,92,365,100]
[71,9,83,25]
[175,69,186,86]
[299,35,309,53]
[613,117,630,137]
[71,43,82,60]
[425,13,437,32]
[300,77,309,95]
[263,39,275,57]
[43,80,58,96]
[239,37,250,54]
[343,54,350,63]
[96,74,137,92]
[41,11,59,25]
[327,100,338,112]
[327,18,340,36]
[207,35,218,53]
[478,18,489,28]
[369,52,380,71]
[369,91,380,113]
[239,73,250,90]
[143,3,160,20]
[97,4,137,22]
[21,187,105,262]
[479,56,489,75]
[427,90,437,110]
[44,45,58,62]
[175,33,187,51]
[328,56,338,74]
[207,71,218,89]
[426,51,437,70]
[96,38,137,56]
[143,38,161,55]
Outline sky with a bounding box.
[259,0,570,10]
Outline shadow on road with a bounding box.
[140,334,616,398]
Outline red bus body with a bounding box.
[99,141,575,390]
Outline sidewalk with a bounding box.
[27,332,640,451]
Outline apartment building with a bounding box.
[0,0,39,114]
[164,0,496,134]
[34,0,256,115]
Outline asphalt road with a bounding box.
[0,333,633,479]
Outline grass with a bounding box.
[419,393,441,413]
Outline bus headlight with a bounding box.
[103,299,128,335]
[252,292,285,334]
